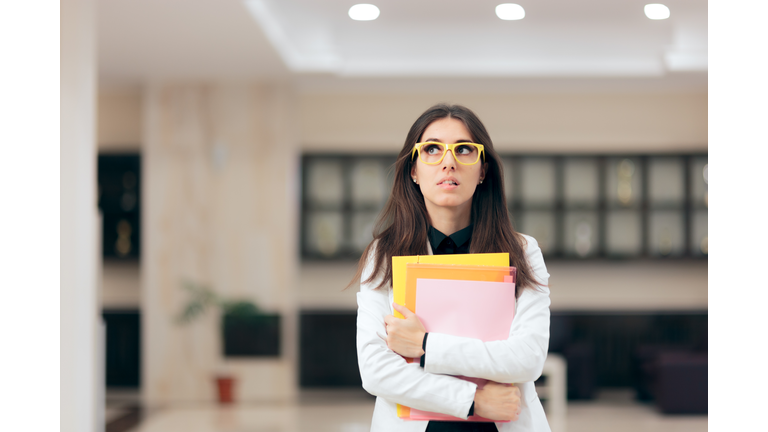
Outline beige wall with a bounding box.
[300,261,707,312]
[99,89,708,155]
[101,261,141,308]
[140,82,299,405]
[299,92,708,154]
[98,86,143,152]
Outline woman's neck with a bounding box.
[426,202,472,236]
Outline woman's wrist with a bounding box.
[419,332,429,367]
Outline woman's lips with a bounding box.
[437,180,459,190]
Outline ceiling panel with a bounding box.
[98,0,707,91]
[98,0,289,83]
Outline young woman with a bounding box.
[354,104,551,432]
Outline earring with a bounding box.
[479,180,483,184]
[413,178,418,183]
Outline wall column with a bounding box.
[142,82,299,405]
[61,0,99,431]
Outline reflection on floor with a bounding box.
[105,389,144,432]
[107,388,707,432]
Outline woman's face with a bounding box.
[410,117,487,217]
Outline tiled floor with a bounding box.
[109,389,707,432]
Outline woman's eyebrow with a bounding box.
[423,138,474,143]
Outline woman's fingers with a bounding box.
[392,302,414,317]
[392,303,425,331]
[383,314,396,326]
[474,382,522,421]
[383,307,426,357]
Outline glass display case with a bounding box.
[605,210,642,256]
[649,210,685,257]
[98,154,141,260]
[690,157,708,208]
[302,155,396,259]
[305,211,343,257]
[301,153,707,260]
[563,158,599,207]
[648,157,685,205]
[563,210,599,257]
[518,210,557,255]
[606,157,642,208]
[519,157,557,206]
[305,159,344,207]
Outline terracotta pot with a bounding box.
[216,376,235,404]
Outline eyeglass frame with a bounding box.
[411,141,486,166]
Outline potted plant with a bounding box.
[176,281,281,403]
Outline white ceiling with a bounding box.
[97,0,707,92]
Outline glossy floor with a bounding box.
[108,389,707,432]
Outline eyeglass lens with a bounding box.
[420,143,479,165]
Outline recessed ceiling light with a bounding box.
[644,4,670,20]
[349,4,380,21]
[496,3,525,21]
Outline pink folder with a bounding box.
[405,278,516,422]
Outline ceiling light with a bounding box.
[348,4,380,21]
[644,4,670,20]
[496,3,525,21]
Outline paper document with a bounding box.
[415,278,516,341]
[398,276,516,422]
[392,253,510,319]
[403,278,516,422]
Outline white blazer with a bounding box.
[356,234,552,432]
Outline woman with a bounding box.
[354,104,551,432]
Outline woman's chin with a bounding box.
[427,197,472,210]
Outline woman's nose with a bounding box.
[441,149,457,170]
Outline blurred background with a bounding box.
[61,0,707,431]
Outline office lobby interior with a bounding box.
[55,0,729,431]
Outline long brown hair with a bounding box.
[349,103,542,296]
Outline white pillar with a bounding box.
[61,0,98,431]
[142,83,299,406]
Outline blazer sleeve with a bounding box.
[422,235,551,384]
[356,243,478,419]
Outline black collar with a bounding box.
[428,224,473,252]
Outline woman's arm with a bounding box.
[421,236,551,384]
[356,248,478,419]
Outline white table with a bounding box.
[536,353,567,432]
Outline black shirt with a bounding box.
[424,225,498,432]
[428,225,473,255]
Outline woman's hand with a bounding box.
[473,382,522,421]
[384,303,426,358]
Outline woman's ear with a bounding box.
[410,165,418,184]
[480,162,488,183]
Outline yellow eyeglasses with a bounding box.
[412,142,485,166]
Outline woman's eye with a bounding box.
[456,145,474,155]
[425,144,443,155]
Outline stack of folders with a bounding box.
[391,253,517,422]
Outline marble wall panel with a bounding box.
[142,83,298,405]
